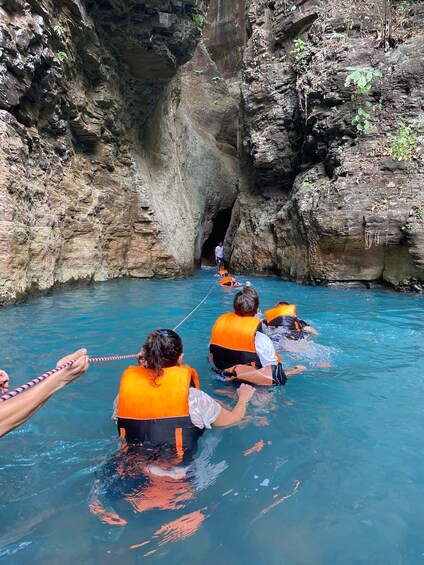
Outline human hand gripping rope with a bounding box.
[0,354,139,403]
[0,280,218,403]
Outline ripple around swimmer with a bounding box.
[1,271,424,564]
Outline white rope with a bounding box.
[173,281,217,331]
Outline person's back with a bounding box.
[209,311,262,370]
[118,363,203,453]
[209,289,306,385]
[219,275,241,287]
[118,330,202,458]
[117,329,256,459]
[265,302,318,339]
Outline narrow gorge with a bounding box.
[1,0,423,304]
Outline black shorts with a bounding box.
[272,363,287,386]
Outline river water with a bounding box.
[0,269,423,564]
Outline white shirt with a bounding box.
[215,245,224,258]
[255,332,279,366]
[189,388,221,429]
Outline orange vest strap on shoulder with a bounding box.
[209,312,262,370]
[117,365,203,451]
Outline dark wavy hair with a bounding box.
[139,329,183,383]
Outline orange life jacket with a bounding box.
[220,276,235,286]
[117,365,203,457]
[218,269,229,277]
[265,304,301,333]
[209,312,262,369]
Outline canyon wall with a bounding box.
[1,0,424,304]
[230,0,424,289]
[0,0,238,303]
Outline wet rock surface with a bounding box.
[0,0,239,304]
[1,0,424,303]
[230,0,424,290]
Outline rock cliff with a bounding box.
[0,0,238,303]
[1,0,424,304]
[230,0,424,289]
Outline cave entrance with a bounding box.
[201,208,233,265]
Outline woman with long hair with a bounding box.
[116,329,254,458]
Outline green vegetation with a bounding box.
[53,24,65,38]
[345,66,382,132]
[191,13,204,27]
[389,120,419,161]
[291,38,306,55]
[345,66,382,95]
[394,0,414,12]
[412,204,424,220]
[52,23,68,64]
[290,38,308,72]
[351,105,372,132]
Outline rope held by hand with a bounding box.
[0,354,138,403]
[0,279,218,403]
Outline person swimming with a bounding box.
[209,288,306,386]
[220,275,242,287]
[116,329,255,458]
[90,330,256,524]
[264,302,319,340]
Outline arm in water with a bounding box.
[302,324,319,336]
[0,349,89,438]
[211,383,255,426]
[223,364,307,385]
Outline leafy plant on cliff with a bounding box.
[394,0,415,13]
[52,23,69,65]
[53,24,65,38]
[290,38,309,72]
[389,120,419,161]
[291,38,306,55]
[412,204,424,220]
[191,13,204,27]
[345,66,382,132]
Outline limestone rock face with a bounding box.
[231,0,424,289]
[0,0,239,304]
[203,0,246,99]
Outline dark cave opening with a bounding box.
[201,208,233,265]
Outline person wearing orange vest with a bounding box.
[117,329,255,459]
[209,288,306,386]
[265,302,319,339]
[220,275,242,287]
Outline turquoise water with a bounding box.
[1,269,424,564]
